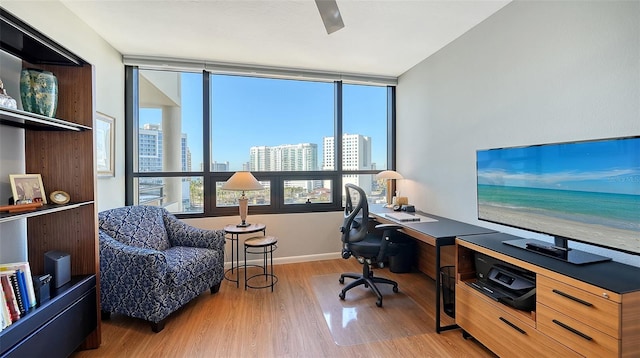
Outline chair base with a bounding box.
[338,262,398,307]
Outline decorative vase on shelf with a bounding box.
[0,78,18,110]
[19,68,58,117]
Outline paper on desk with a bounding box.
[385,212,439,223]
[415,214,438,223]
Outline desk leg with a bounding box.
[435,240,458,333]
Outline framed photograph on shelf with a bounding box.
[96,111,115,177]
[9,174,47,204]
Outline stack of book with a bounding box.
[0,262,37,331]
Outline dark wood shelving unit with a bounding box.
[0,201,94,224]
[0,107,91,131]
[0,6,100,356]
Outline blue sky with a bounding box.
[141,73,388,171]
[477,137,640,195]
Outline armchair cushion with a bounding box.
[99,205,171,251]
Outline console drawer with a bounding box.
[537,275,619,338]
[538,303,618,357]
[456,283,579,358]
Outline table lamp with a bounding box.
[376,170,403,207]
[221,171,263,227]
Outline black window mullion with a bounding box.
[124,65,138,206]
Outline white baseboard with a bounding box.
[224,252,340,269]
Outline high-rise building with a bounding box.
[138,123,190,172]
[250,143,318,171]
[138,123,192,209]
[323,134,374,192]
[210,161,229,172]
[322,134,373,170]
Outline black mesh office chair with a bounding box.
[339,183,403,307]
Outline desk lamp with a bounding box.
[221,171,263,227]
[376,170,403,207]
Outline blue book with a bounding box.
[16,270,30,312]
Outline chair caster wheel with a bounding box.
[376,299,383,307]
[364,283,369,288]
[339,292,345,300]
[339,277,344,284]
[392,286,399,293]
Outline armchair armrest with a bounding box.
[99,231,169,282]
[163,214,225,251]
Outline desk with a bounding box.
[370,205,496,333]
[224,223,266,288]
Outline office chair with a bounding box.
[339,183,403,307]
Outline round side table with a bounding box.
[244,235,278,291]
[224,223,266,288]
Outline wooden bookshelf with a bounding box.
[0,7,100,353]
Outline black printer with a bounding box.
[466,252,536,311]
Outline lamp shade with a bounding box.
[221,171,263,191]
[376,170,403,180]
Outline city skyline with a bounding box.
[138,122,375,173]
[139,72,388,172]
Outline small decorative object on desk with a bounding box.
[19,68,58,117]
[50,190,70,205]
[0,78,18,109]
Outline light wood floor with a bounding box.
[72,259,495,357]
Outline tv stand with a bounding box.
[456,233,640,357]
[504,238,611,265]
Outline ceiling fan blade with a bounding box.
[315,0,345,34]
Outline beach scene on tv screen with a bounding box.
[477,138,640,254]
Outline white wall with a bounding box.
[3,1,126,212]
[397,1,640,266]
[186,211,343,265]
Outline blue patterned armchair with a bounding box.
[98,205,225,332]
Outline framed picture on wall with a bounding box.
[96,112,115,177]
[9,173,47,204]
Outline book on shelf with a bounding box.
[0,282,10,330]
[1,274,20,324]
[0,262,36,308]
[7,273,26,317]
[0,261,38,331]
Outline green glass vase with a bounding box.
[19,68,58,117]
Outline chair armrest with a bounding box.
[163,214,225,251]
[99,231,169,281]
[374,224,403,263]
[374,223,403,231]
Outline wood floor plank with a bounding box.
[72,259,495,357]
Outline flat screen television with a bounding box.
[477,136,640,264]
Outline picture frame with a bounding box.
[96,112,115,177]
[9,174,47,204]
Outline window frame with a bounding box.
[125,66,397,218]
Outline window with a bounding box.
[133,69,203,213]
[126,65,395,217]
[211,75,333,172]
